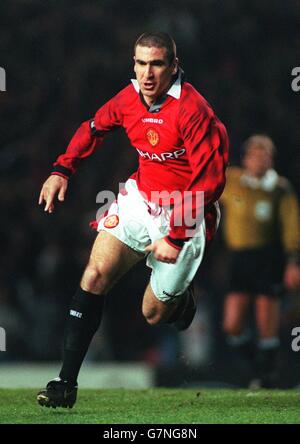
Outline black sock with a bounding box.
[226,331,255,361]
[59,287,104,384]
[165,293,187,324]
[254,338,280,386]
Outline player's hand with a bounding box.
[284,263,300,290]
[145,238,180,264]
[38,175,68,213]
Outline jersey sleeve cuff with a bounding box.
[51,165,72,179]
[164,236,186,251]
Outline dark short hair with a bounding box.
[134,32,177,66]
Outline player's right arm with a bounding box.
[38,174,68,213]
[38,117,102,213]
[38,89,125,213]
[51,91,124,179]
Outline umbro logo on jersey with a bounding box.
[142,118,164,124]
[70,310,82,319]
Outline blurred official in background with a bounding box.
[221,134,300,387]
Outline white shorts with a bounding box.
[97,179,220,302]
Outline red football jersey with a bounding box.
[53,74,229,241]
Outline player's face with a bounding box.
[134,45,177,106]
[243,146,273,177]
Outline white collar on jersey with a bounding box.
[131,68,183,99]
[240,168,279,191]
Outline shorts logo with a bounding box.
[104,214,119,228]
[146,128,159,147]
[163,290,177,300]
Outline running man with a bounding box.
[37,32,229,408]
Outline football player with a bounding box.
[37,31,229,408]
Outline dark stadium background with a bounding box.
[1,0,300,388]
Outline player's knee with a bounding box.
[144,314,163,326]
[142,306,163,326]
[81,262,109,295]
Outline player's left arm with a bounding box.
[168,108,229,243]
[146,107,229,263]
[52,94,124,178]
[145,238,180,264]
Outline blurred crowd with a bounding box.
[1,0,300,386]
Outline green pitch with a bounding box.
[0,388,300,424]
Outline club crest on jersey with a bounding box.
[146,128,159,147]
[104,214,119,228]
